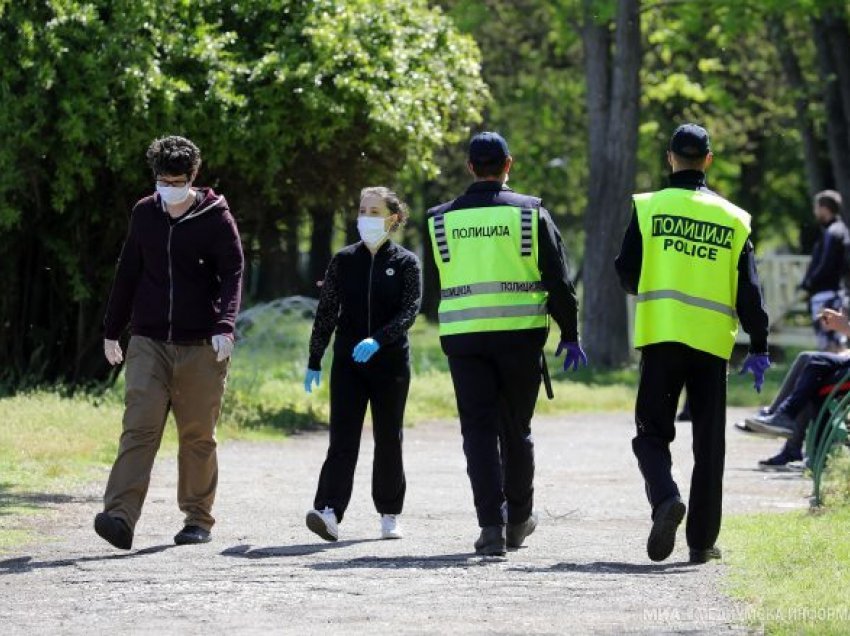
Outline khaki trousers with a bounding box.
[103,335,228,532]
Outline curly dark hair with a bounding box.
[146,136,202,177]
[360,186,410,232]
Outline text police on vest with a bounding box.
[452,225,511,239]
[651,214,733,262]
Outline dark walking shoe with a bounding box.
[746,411,796,438]
[94,512,133,550]
[174,525,211,545]
[689,546,722,564]
[506,512,538,549]
[758,448,803,469]
[474,526,506,556]
[647,496,686,562]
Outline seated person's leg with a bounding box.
[748,353,850,437]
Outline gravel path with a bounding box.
[0,409,808,634]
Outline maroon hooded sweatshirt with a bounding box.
[104,187,244,343]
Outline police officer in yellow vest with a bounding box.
[615,124,770,564]
[427,132,584,557]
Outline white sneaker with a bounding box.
[380,514,403,540]
[306,507,338,542]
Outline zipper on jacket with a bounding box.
[367,251,376,335]
[167,224,174,342]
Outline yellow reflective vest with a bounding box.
[428,205,548,336]
[634,188,751,359]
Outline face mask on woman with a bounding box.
[357,216,389,250]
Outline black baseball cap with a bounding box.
[468,131,510,166]
[669,123,710,158]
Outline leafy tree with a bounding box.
[0,0,486,387]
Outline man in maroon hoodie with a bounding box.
[95,136,244,549]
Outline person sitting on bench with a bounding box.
[745,309,850,466]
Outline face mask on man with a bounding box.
[357,216,389,249]
[156,183,191,205]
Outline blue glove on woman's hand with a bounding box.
[739,353,770,393]
[304,369,322,394]
[352,338,380,363]
[555,341,588,372]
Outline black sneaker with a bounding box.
[174,525,211,545]
[506,512,538,549]
[758,449,803,468]
[94,512,133,550]
[689,546,722,563]
[474,526,506,556]
[647,496,686,562]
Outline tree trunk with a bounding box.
[769,17,828,195]
[813,16,850,219]
[580,0,641,367]
[738,131,766,245]
[823,9,850,135]
[308,206,334,296]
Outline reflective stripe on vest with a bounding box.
[636,290,738,319]
[440,280,545,299]
[633,188,751,359]
[433,213,450,263]
[428,205,548,336]
[439,302,548,324]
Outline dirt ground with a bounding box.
[0,408,808,634]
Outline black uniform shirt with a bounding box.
[614,170,769,354]
[426,180,579,345]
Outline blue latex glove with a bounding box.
[555,341,588,372]
[352,338,380,363]
[739,353,771,393]
[304,369,322,394]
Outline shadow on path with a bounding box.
[221,540,382,558]
[0,483,100,517]
[0,544,176,575]
[306,553,504,570]
[508,560,698,575]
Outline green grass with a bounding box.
[0,315,797,550]
[723,450,850,635]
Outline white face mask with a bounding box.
[357,216,389,249]
[156,183,191,206]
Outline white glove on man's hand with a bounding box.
[104,339,123,366]
[211,334,234,362]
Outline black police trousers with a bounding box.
[632,342,727,551]
[313,348,410,522]
[446,334,543,528]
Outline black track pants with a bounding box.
[313,349,410,522]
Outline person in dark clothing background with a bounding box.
[96,135,244,550]
[799,190,850,351]
[615,123,770,564]
[304,187,421,543]
[426,132,585,557]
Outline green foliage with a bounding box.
[0,0,486,386]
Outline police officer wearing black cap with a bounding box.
[615,123,770,564]
[426,131,585,556]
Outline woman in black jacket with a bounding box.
[304,187,422,541]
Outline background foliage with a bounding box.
[2,0,850,385]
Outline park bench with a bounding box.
[806,368,850,506]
